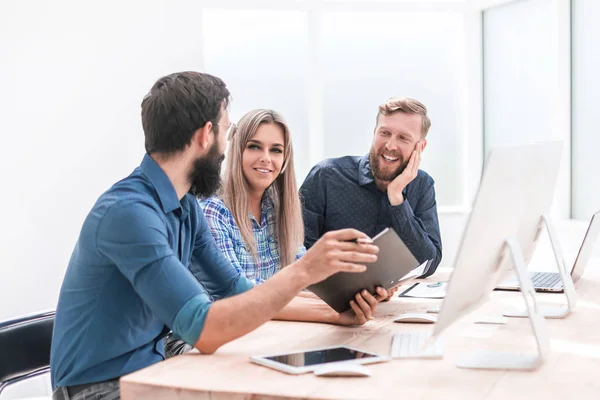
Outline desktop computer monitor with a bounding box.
[430,141,563,369]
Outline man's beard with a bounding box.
[369,148,408,182]
[188,142,225,199]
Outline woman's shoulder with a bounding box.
[199,195,226,207]
[198,196,233,221]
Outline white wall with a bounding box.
[1,1,210,398]
[0,0,207,323]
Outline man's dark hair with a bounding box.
[141,71,230,155]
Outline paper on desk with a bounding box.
[396,260,430,284]
[399,281,448,299]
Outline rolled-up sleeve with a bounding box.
[96,201,211,345]
[172,293,212,345]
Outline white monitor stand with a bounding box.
[457,237,550,371]
[503,214,577,319]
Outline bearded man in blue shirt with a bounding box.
[301,97,442,279]
[50,72,389,399]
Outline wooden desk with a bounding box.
[121,265,600,400]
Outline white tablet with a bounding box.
[249,345,390,374]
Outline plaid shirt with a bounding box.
[199,195,306,284]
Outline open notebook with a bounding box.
[308,228,427,312]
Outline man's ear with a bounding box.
[418,138,428,151]
[193,122,214,151]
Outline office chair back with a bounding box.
[0,311,55,394]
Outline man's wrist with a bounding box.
[387,189,405,206]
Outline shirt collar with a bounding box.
[358,154,375,186]
[248,192,275,226]
[140,154,182,213]
[262,192,274,212]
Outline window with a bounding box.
[571,0,600,220]
[203,2,470,208]
[203,9,311,180]
[320,11,465,206]
[482,0,570,217]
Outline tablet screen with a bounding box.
[262,346,378,367]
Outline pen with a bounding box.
[347,237,373,244]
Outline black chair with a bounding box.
[0,311,55,395]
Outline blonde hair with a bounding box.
[221,109,304,268]
[377,97,431,137]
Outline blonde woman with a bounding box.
[199,109,305,284]
[200,109,389,318]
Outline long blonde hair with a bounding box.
[221,109,304,268]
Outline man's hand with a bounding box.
[295,229,379,286]
[387,141,423,206]
[336,287,389,326]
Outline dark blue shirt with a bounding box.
[300,155,442,277]
[50,154,253,388]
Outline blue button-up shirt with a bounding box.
[300,155,442,277]
[50,154,253,388]
[199,195,306,284]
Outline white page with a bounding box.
[396,260,430,285]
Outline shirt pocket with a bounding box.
[268,235,279,255]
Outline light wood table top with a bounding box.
[121,265,600,400]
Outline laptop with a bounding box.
[496,211,600,292]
